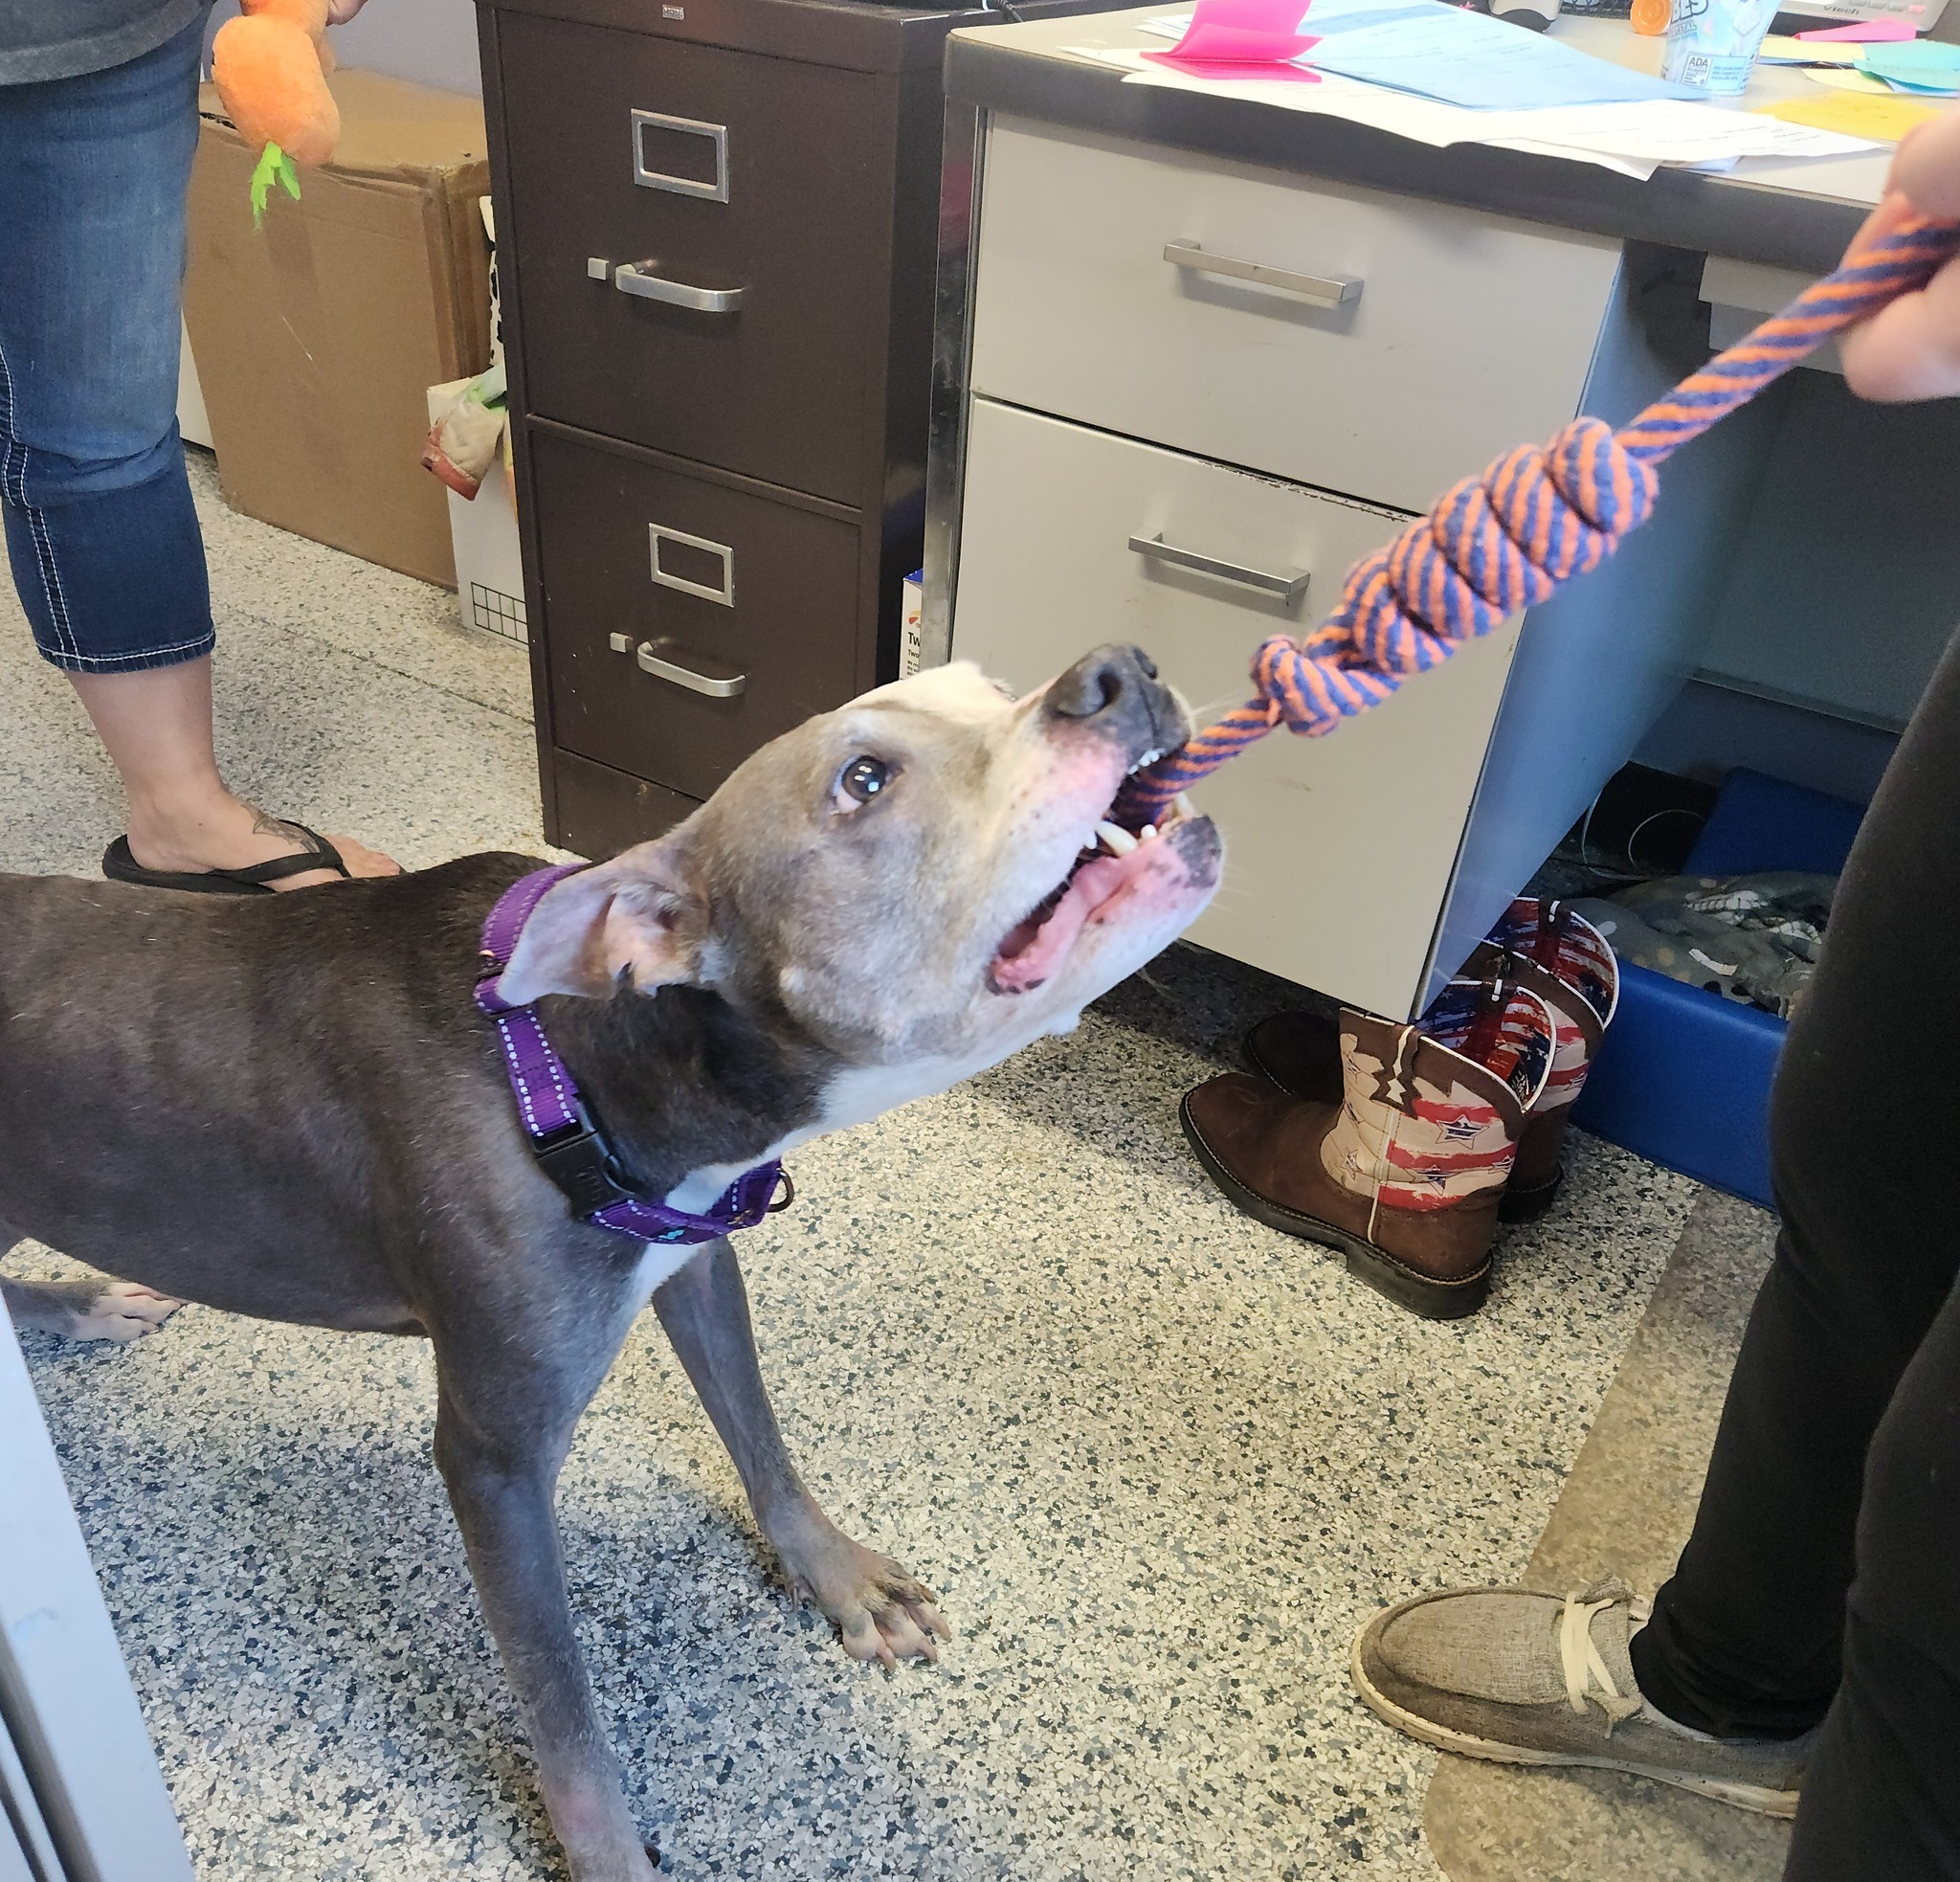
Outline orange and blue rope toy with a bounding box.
[1116,211,1960,830]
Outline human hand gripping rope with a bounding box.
[1113,211,1960,833]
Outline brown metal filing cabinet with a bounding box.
[477,0,1102,858]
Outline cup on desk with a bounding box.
[1660,0,1776,91]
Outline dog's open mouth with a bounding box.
[987,756,1199,996]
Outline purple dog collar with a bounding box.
[476,864,789,1244]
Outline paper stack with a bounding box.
[1062,6,1879,177]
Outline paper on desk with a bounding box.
[1308,7,1702,105]
[1146,54,1325,78]
[1756,34,1869,63]
[1760,89,1948,137]
[1081,45,1642,168]
[1152,0,1319,60]
[1484,97,1882,163]
[1867,38,1960,64]
[1140,2,1697,106]
[1864,40,1960,90]
[1069,44,1880,175]
[1796,15,1917,38]
[1805,64,1893,92]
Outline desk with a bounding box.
[924,7,1960,1019]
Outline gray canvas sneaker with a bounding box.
[1350,1578,1815,1817]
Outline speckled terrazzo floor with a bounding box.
[6,453,1706,1880]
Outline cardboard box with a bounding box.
[184,70,492,587]
[176,317,212,450]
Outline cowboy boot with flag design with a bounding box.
[1243,899,1618,1225]
[1183,979,1556,1319]
[1475,899,1617,1221]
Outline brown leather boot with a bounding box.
[1244,900,1617,1225]
[1186,980,1555,1319]
[1243,1004,1341,1100]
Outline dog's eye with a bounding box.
[835,755,893,808]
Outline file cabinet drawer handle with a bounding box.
[610,632,747,699]
[1128,532,1311,605]
[632,109,729,203]
[650,523,735,605]
[610,260,744,315]
[638,640,746,698]
[1163,239,1362,311]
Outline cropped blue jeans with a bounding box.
[0,13,213,674]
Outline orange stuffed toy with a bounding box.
[211,0,342,222]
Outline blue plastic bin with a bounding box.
[1570,770,1865,1207]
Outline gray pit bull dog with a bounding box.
[0,644,1220,1881]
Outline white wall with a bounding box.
[206,0,483,97]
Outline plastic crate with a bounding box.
[1570,769,1865,1206]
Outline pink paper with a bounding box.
[1142,49,1323,78]
[1796,17,1918,40]
[1158,0,1320,65]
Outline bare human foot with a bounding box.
[127,796,400,891]
[68,661,402,891]
[768,1507,951,1667]
[2,1277,183,1342]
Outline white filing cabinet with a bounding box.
[931,115,1774,1018]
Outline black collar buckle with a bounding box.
[531,1101,635,1220]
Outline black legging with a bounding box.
[1627,631,1960,1877]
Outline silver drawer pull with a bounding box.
[638,640,746,698]
[632,108,729,202]
[1163,239,1362,311]
[610,634,747,698]
[611,260,743,315]
[1129,533,1310,605]
[649,523,735,605]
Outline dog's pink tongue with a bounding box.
[988,856,1128,994]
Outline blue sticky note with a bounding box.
[1862,38,1960,70]
[1866,42,1960,90]
[1301,0,1441,30]
[1303,0,1703,107]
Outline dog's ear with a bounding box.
[497,840,706,1003]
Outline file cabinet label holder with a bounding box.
[650,522,736,605]
[631,108,730,203]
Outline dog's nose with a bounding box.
[1043,644,1161,722]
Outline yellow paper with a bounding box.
[1757,91,1946,141]
[1804,65,1892,94]
[1758,34,1867,64]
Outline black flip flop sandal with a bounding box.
[101,821,354,895]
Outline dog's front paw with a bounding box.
[3,1277,183,1344]
[775,1518,950,1668]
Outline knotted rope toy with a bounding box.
[1116,210,1960,830]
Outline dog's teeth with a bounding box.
[1096,819,1139,856]
[1126,747,1166,777]
[1174,794,1196,820]
[1140,824,1158,842]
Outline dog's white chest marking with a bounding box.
[634,1241,702,1302]
[661,1011,1090,1215]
